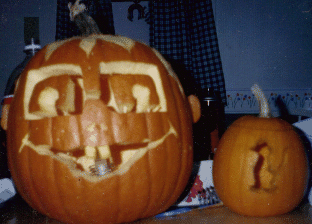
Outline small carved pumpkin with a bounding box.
[213,84,309,217]
[4,35,200,223]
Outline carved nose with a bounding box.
[79,99,150,147]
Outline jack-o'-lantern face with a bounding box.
[13,35,191,178]
[5,35,200,223]
[21,60,179,177]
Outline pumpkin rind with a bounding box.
[213,115,309,217]
[7,35,194,223]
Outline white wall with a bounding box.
[213,0,312,90]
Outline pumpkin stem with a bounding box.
[251,84,270,118]
[68,0,101,36]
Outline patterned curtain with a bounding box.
[149,0,226,104]
[55,0,115,40]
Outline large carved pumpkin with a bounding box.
[5,35,200,223]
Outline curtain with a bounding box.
[149,0,226,104]
[55,0,115,40]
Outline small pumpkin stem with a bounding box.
[68,0,101,36]
[251,84,270,118]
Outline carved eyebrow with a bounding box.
[151,48,185,96]
[99,61,167,113]
[24,64,83,120]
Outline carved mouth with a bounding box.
[19,123,177,180]
[51,143,149,175]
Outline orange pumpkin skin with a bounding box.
[7,35,194,223]
[213,116,309,217]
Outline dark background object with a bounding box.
[24,17,40,45]
[167,58,225,161]
[1,17,41,179]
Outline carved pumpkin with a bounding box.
[213,84,309,217]
[5,35,200,224]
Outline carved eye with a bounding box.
[99,61,167,114]
[24,64,84,120]
[100,74,160,113]
[28,75,83,117]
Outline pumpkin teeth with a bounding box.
[98,145,112,160]
[75,143,151,175]
[85,146,96,158]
